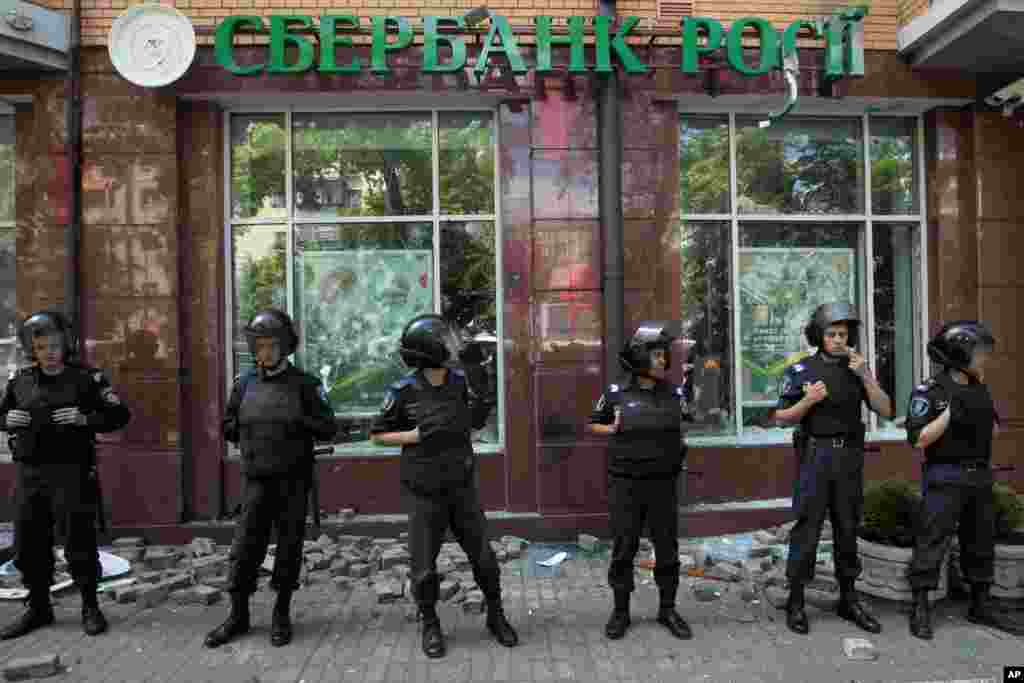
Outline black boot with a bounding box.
[967,583,1024,635]
[486,599,519,647]
[836,579,881,634]
[80,584,108,636]
[270,590,293,647]
[204,592,251,648]
[420,605,446,659]
[0,587,55,641]
[656,606,693,640]
[785,582,809,635]
[909,589,933,640]
[605,591,631,640]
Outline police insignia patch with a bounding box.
[910,396,930,417]
[792,363,805,373]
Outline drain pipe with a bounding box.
[597,0,624,384]
[65,0,82,336]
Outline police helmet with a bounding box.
[19,310,76,360]
[619,321,681,375]
[927,320,995,371]
[399,314,460,369]
[805,303,860,349]
[243,308,299,357]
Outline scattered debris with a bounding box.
[3,654,61,681]
[538,552,568,567]
[842,637,878,661]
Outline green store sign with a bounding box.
[214,11,867,79]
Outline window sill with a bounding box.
[686,429,910,448]
[225,442,505,461]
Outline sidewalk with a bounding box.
[0,542,1021,683]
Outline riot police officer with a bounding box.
[775,303,893,635]
[370,314,518,659]
[588,322,692,641]
[0,311,131,639]
[906,321,1023,638]
[205,309,337,649]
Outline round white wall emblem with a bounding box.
[108,4,196,88]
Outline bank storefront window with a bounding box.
[228,110,501,454]
[679,114,923,444]
[0,114,17,380]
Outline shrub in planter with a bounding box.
[951,483,1024,600]
[856,479,947,602]
[993,483,1024,542]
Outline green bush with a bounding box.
[860,479,921,547]
[993,483,1024,541]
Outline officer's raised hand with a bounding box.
[847,350,868,378]
[5,409,30,429]
[52,407,86,426]
[803,381,828,404]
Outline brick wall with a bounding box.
[62,0,903,51]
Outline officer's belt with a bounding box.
[805,434,863,449]
[927,459,989,471]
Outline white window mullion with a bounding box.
[284,109,295,346]
[728,112,743,437]
[432,110,442,314]
[493,108,506,450]
[917,115,929,383]
[863,114,876,433]
[223,110,235,388]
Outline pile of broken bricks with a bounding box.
[81,533,529,615]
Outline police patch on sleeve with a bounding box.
[910,396,930,417]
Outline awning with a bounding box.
[898,0,1024,72]
[0,1,68,72]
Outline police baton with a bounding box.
[309,446,334,530]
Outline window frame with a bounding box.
[679,112,928,446]
[0,112,15,461]
[223,106,505,458]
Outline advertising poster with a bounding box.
[298,249,433,413]
[738,247,856,405]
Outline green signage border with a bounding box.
[214,11,867,79]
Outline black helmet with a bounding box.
[243,308,298,357]
[619,321,681,375]
[399,314,459,369]
[19,310,76,360]
[805,302,860,349]
[927,320,995,371]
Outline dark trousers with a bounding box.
[787,444,864,583]
[13,463,100,590]
[404,481,501,606]
[227,473,310,595]
[607,475,680,601]
[908,464,995,591]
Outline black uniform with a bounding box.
[370,369,499,605]
[222,364,337,596]
[589,379,687,600]
[906,373,996,591]
[777,353,868,584]
[0,365,131,591]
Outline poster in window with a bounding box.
[738,247,856,404]
[297,249,433,413]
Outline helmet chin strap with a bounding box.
[258,357,288,378]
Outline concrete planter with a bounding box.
[951,534,1024,600]
[855,538,947,603]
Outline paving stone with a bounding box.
[436,557,456,575]
[462,589,485,613]
[842,637,878,660]
[639,538,653,552]
[391,564,411,580]
[189,537,216,557]
[349,563,373,578]
[807,576,839,593]
[316,534,333,547]
[506,540,523,559]
[144,548,181,571]
[112,547,145,563]
[705,562,744,582]
[3,654,61,681]
[112,537,146,548]
[162,574,193,592]
[753,530,780,546]
[191,586,223,605]
[329,558,351,577]
[333,576,355,593]
[137,571,164,585]
[442,542,461,554]
[764,585,789,609]
[372,538,398,548]
[374,579,403,604]
[678,555,697,573]
[577,534,599,552]
[190,555,229,581]
[439,579,460,601]
[339,509,356,521]
[306,553,331,572]
[204,575,231,590]
[114,583,141,604]
[749,545,774,559]
[452,554,471,570]
[740,586,759,603]
[495,549,508,563]
[137,582,171,609]
[806,588,840,610]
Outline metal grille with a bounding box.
[657,0,693,23]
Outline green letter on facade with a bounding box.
[319,15,361,73]
[423,16,468,72]
[726,17,778,76]
[593,15,646,74]
[371,16,414,74]
[535,16,587,73]
[268,15,315,73]
[215,16,265,76]
[474,15,527,75]
[820,12,866,79]
[681,17,722,74]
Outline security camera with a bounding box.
[984,77,1024,116]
